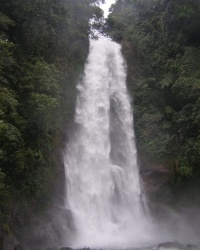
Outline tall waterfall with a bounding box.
[64,39,153,248]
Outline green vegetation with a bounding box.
[0,0,103,235]
[106,0,200,188]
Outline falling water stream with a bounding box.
[64,39,155,248]
[62,1,200,248]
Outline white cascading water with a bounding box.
[64,39,155,248]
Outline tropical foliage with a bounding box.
[106,0,200,186]
[0,0,103,234]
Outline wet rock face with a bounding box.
[3,236,19,250]
[140,160,170,199]
[15,206,75,249]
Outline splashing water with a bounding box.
[63,39,157,248]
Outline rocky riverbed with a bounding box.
[2,242,200,250]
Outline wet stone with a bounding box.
[186,245,199,250]
[45,247,59,250]
[158,242,186,250]
[29,248,42,250]
[60,247,74,250]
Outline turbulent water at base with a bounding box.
[64,39,155,248]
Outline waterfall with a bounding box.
[64,39,153,248]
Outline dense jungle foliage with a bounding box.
[0,0,103,235]
[106,0,200,192]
